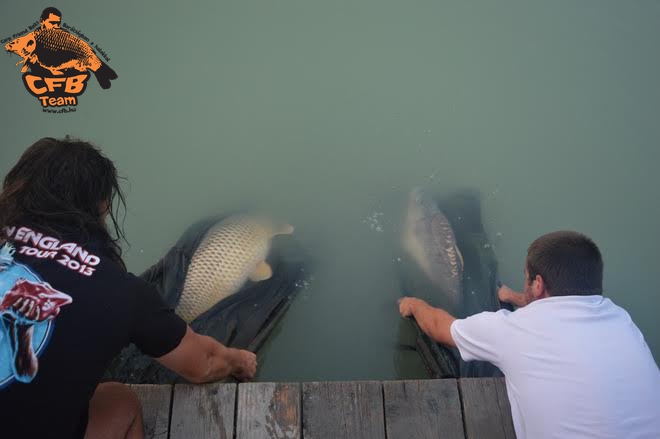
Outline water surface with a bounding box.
[1,0,658,380]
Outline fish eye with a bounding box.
[27,40,34,46]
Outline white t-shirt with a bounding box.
[450,295,660,439]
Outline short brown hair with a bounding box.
[526,231,603,296]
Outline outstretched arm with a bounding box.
[155,326,257,383]
[399,297,457,347]
[498,284,531,308]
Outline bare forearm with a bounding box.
[157,326,257,383]
[193,335,240,383]
[412,302,457,347]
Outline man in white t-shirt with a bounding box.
[399,230,660,439]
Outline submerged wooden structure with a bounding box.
[130,377,515,438]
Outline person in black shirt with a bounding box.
[0,137,257,438]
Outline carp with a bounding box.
[402,187,464,311]
[176,215,294,323]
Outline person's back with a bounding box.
[0,225,183,437]
[0,137,258,438]
[400,230,660,439]
[459,294,660,438]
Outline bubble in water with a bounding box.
[484,243,491,249]
[362,211,385,232]
[295,279,312,290]
[496,232,503,237]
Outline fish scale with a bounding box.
[403,188,465,313]
[34,28,103,72]
[175,216,277,323]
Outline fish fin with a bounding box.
[249,261,273,282]
[277,224,294,235]
[456,245,464,271]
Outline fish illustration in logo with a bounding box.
[4,33,39,72]
[5,27,117,89]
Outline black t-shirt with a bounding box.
[0,225,187,438]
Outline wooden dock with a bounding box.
[130,378,515,439]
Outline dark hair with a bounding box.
[40,8,62,21]
[526,231,603,296]
[0,137,127,269]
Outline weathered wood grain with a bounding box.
[494,378,516,438]
[128,379,516,439]
[302,381,386,439]
[169,383,236,439]
[236,382,301,439]
[383,379,465,439]
[460,378,516,439]
[129,384,172,439]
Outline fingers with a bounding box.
[233,350,257,381]
[497,285,527,307]
[398,297,412,318]
[11,297,40,321]
[399,297,425,318]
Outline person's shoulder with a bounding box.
[599,296,637,324]
[457,308,513,325]
[88,254,150,294]
[113,269,153,293]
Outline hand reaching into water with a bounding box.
[398,297,428,318]
[498,284,531,308]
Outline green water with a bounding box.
[1,0,658,381]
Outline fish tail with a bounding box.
[93,62,118,89]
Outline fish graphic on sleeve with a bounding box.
[0,279,72,383]
[0,243,72,386]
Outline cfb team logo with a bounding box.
[3,7,118,113]
[0,242,72,388]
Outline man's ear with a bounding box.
[531,274,547,299]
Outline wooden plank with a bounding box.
[383,379,465,439]
[459,378,516,439]
[494,378,516,438]
[129,384,172,439]
[169,383,236,439]
[236,382,301,439]
[302,381,386,439]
